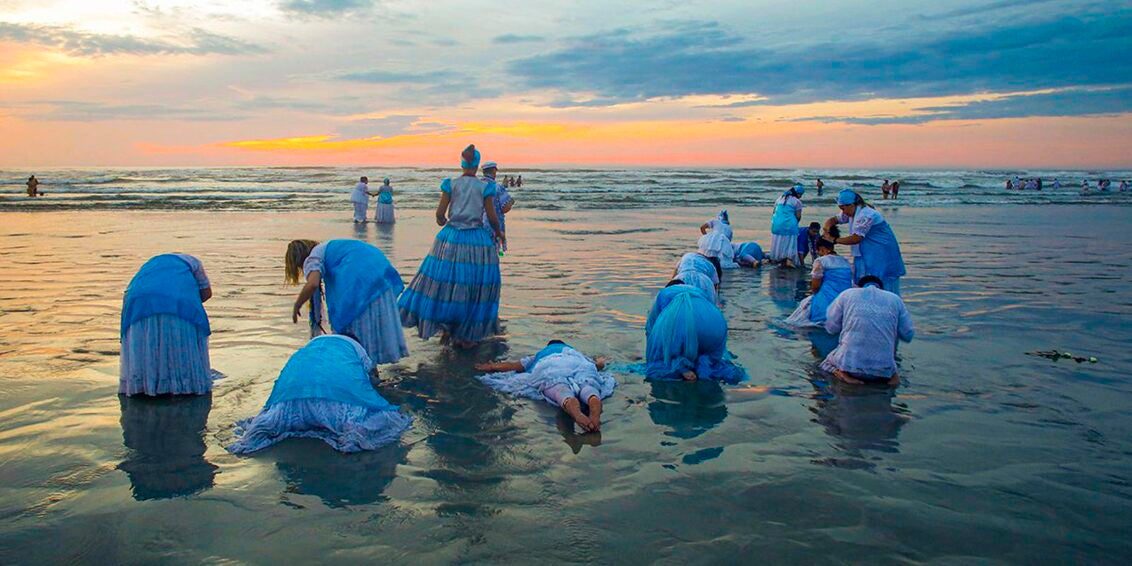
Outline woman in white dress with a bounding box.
[769,184,805,267]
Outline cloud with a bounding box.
[493,34,544,44]
[334,114,455,138]
[22,100,242,121]
[278,0,374,17]
[337,69,450,83]
[507,6,1132,120]
[0,21,267,57]
[795,87,1132,125]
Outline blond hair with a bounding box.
[284,239,319,284]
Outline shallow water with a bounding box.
[1,204,1131,563]
[3,167,1131,211]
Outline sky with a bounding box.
[0,0,1129,168]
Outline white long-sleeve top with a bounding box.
[821,286,914,378]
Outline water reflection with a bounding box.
[647,380,728,439]
[272,441,409,508]
[555,411,602,454]
[768,267,808,312]
[806,329,840,360]
[352,220,369,238]
[809,379,910,457]
[375,222,395,245]
[118,394,216,500]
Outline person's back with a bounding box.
[445,175,489,228]
[823,285,913,379]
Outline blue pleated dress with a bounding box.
[644,285,745,383]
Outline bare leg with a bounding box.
[832,368,864,385]
[587,396,602,432]
[887,372,901,387]
[562,397,593,432]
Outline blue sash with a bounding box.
[121,255,209,338]
[856,220,906,281]
[322,240,403,331]
[771,200,798,235]
[810,267,853,324]
[532,342,574,368]
[265,336,396,411]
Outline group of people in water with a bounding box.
[1004,176,1130,193]
[117,146,916,455]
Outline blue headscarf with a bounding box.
[837,189,859,206]
[791,183,805,197]
[460,146,481,169]
[718,209,729,224]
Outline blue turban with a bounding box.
[837,189,858,206]
[719,209,729,224]
[460,147,481,169]
[792,183,805,196]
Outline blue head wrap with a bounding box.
[718,209,729,224]
[792,183,805,197]
[460,146,481,169]
[837,189,858,206]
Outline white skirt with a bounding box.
[120,314,212,396]
[784,296,820,327]
[338,289,409,364]
[228,398,412,454]
[769,233,798,262]
[375,202,395,224]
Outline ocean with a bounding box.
[1,176,1131,562]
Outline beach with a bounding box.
[1,203,1131,563]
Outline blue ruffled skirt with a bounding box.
[120,314,213,396]
[398,225,501,342]
[228,399,412,454]
[335,289,408,364]
[375,202,395,224]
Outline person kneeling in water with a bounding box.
[645,280,745,383]
[820,276,915,386]
[476,341,613,432]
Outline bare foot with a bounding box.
[587,396,603,432]
[887,373,901,387]
[832,369,864,385]
[562,398,593,432]
[682,370,698,382]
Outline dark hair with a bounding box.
[547,339,565,346]
[360,176,367,182]
[857,275,884,289]
[666,279,685,288]
[808,222,821,230]
[828,225,841,239]
[707,256,723,281]
[815,238,835,252]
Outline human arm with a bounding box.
[435,193,450,226]
[502,199,515,213]
[593,356,609,370]
[700,222,710,235]
[291,271,322,323]
[484,195,505,241]
[474,361,525,372]
[897,300,915,343]
[200,287,213,303]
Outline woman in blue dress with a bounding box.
[374,178,395,224]
[645,281,745,383]
[285,239,408,364]
[785,238,854,327]
[769,184,805,267]
[119,254,213,396]
[228,334,412,454]
[398,144,505,347]
[823,189,907,295]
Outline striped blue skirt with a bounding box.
[120,314,212,396]
[398,225,501,342]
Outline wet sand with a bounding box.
[1,205,1130,563]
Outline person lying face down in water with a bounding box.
[475,341,613,432]
[820,275,915,386]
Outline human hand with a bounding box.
[436,214,447,226]
[292,303,302,323]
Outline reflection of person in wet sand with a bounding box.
[476,340,614,432]
[118,394,216,500]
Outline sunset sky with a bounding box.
[1,0,1129,168]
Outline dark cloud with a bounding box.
[795,87,1132,124]
[507,5,1132,120]
[0,21,266,57]
[493,34,544,44]
[277,0,374,17]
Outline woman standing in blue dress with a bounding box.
[374,178,396,224]
[120,254,213,396]
[823,189,907,295]
[399,144,505,347]
[769,184,805,267]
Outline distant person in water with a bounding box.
[481,161,514,252]
[786,238,853,327]
[882,179,891,199]
[398,144,504,347]
[285,239,408,364]
[820,276,914,386]
[1005,179,1014,191]
[351,176,371,223]
[769,184,805,267]
[1081,179,1090,194]
[26,175,39,197]
[733,241,766,267]
[890,181,900,198]
[1121,180,1128,192]
[120,254,213,396]
[1053,178,1061,190]
[476,340,614,432]
[824,189,906,295]
[797,222,821,266]
[816,178,824,196]
[374,178,395,224]
[228,334,412,454]
[645,281,745,383]
[516,175,523,188]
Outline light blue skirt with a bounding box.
[375,202,395,224]
[120,314,212,396]
[336,289,408,364]
[228,399,412,454]
[398,226,501,342]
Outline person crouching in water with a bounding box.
[645,280,745,383]
[120,254,214,396]
[820,276,915,386]
[785,238,853,327]
[227,334,412,454]
[476,341,613,432]
[733,241,767,267]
